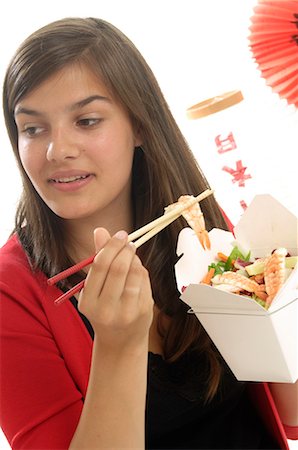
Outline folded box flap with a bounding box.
[234,194,298,255]
[182,282,297,316]
[182,283,268,315]
[175,227,234,292]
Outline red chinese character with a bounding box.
[215,132,237,154]
[222,160,252,187]
[240,200,248,211]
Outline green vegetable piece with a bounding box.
[208,246,251,277]
[245,260,265,276]
[285,256,298,269]
[225,246,250,271]
[208,262,225,275]
[245,254,297,276]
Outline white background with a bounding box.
[0,1,297,448]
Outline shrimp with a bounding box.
[264,247,287,307]
[211,248,289,308]
[165,195,210,250]
[211,271,267,301]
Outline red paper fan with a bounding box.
[248,0,298,107]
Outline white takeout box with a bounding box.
[175,195,298,382]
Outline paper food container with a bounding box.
[175,194,298,382]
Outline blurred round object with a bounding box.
[248,0,298,108]
[186,90,244,119]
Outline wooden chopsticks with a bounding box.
[48,189,214,305]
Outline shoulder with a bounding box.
[0,233,30,264]
[0,234,67,339]
[0,233,48,302]
[0,233,33,279]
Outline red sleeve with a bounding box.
[0,252,85,448]
[283,424,298,441]
[250,382,298,447]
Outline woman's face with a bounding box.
[14,63,141,224]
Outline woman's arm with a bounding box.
[269,381,298,427]
[69,337,149,449]
[69,228,154,449]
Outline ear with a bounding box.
[134,135,143,148]
[133,124,143,148]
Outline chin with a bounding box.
[49,205,92,221]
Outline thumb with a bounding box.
[93,227,111,253]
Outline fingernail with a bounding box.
[114,230,128,240]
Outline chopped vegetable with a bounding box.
[201,267,215,285]
[207,246,250,274]
[225,246,250,271]
[199,245,295,309]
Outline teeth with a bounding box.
[53,175,88,183]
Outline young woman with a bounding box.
[0,17,297,449]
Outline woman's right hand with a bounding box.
[78,227,154,355]
[70,228,152,449]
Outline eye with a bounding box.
[22,126,45,137]
[77,118,101,128]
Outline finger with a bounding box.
[138,265,154,315]
[81,230,129,299]
[99,242,137,303]
[94,227,111,253]
[120,257,154,323]
[124,257,153,312]
[120,255,145,303]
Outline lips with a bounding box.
[51,174,90,184]
[48,170,93,184]
[47,170,95,192]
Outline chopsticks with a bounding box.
[48,188,214,304]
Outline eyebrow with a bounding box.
[70,95,111,110]
[14,95,111,117]
[14,106,42,117]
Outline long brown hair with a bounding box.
[3,17,229,400]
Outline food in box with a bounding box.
[175,195,298,382]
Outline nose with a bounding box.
[46,127,81,162]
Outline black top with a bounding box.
[69,298,279,449]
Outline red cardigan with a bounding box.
[0,235,297,449]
